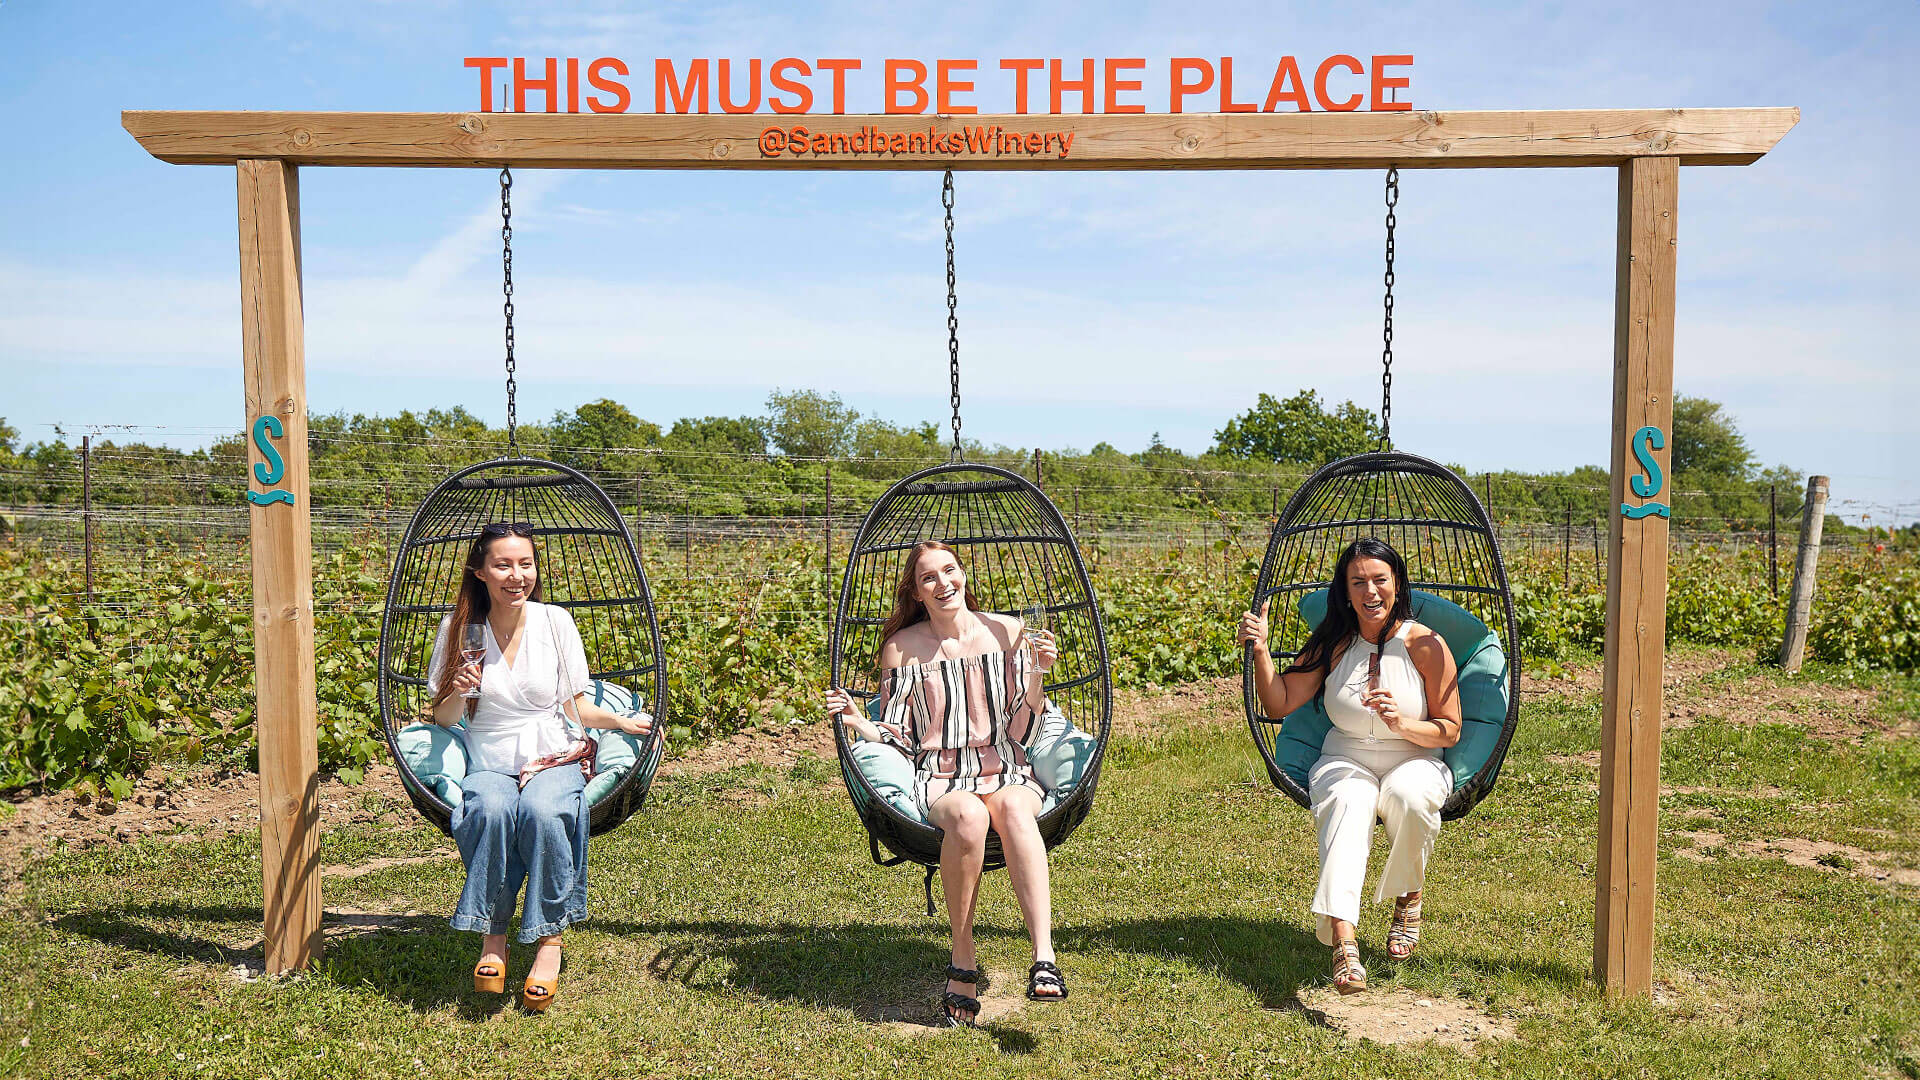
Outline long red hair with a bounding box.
[878,541,983,648]
[429,527,543,710]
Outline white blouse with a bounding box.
[427,601,591,776]
[1322,621,1433,745]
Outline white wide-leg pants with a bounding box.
[1308,738,1451,945]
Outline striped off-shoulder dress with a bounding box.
[872,648,1044,814]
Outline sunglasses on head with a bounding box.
[480,522,535,537]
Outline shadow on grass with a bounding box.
[52,905,1577,1036]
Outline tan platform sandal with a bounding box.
[521,941,564,1012]
[1332,938,1367,995]
[1387,893,1423,959]
[472,956,507,995]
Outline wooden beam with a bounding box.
[237,159,322,975]
[1595,156,1676,998]
[124,108,1798,170]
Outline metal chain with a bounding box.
[943,170,962,461]
[1379,166,1397,451]
[500,167,518,452]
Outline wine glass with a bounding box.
[460,623,487,700]
[1022,601,1050,661]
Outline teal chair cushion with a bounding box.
[1275,589,1510,792]
[851,696,1093,824]
[396,679,661,809]
[581,680,661,804]
[395,721,470,807]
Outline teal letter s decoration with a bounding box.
[246,415,296,508]
[252,415,286,485]
[1620,425,1671,520]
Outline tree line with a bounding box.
[0,391,1893,540]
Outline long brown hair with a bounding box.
[430,525,543,709]
[878,541,983,648]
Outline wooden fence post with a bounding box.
[1594,155,1676,999]
[1778,475,1830,671]
[1769,484,1779,597]
[824,460,833,582]
[237,158,320,974]
[1563,506,1572,588]
[1033,447,1043,489]
[81,435,95,640]
[684,491,692,578]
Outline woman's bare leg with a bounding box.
[984,785,1054,970]
[929,791,990,1019]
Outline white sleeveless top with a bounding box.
[426,602,591,776]
[1322,621,1434,749]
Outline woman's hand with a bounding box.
[451,662,482,698]
[1362,688,1403,731]
[824,688,859,722]
[608,711,653,737]
[1237,599,1271,651]
[1029,630,1059,674]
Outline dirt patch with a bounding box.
[1547,751,1601,768]
[1672,828,1918,887]
[1293,986,1516,1051]
[1738,836,1920,888]
[1534,648,1892,742]
[0,762,416,882]
[870,974,1031,1034]
[323,852,456,881]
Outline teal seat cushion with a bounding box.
[581,679,662,804]
[396,721,469,807]
[397,679,661,809]
[851,696,1093,824]
[1275,589,1510,793]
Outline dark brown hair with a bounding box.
[430,525,543,709]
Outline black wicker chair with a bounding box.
[1243,451,1520,821]
[377,458,668,838]
[830,462,1113,880]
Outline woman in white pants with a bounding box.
[1239,538,1461,994]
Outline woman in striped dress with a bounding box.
[826,541,1068,1025]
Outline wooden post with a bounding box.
[1564,506,1573,588]
[1592,516,1602,578]
[1595,155,1676,999]
[1778,475,1829,671]
[81,435,95,640]
[1769,484,1779,597]
[1483,473,1493,522]
[824,460,833,582]
[633,476,645,560]
[683,491,692,578]
[237,159,320,974]
[1033,448,1043,490]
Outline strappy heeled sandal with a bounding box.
[472,956,506,995]
[1332,938,1367,995]
[521,943,565,1013]
[1026,960,1068,1001]
[1387,893,1423,959]
[942,964,982,1027]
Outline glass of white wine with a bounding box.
[460,623,487,700]
[1022,601,1050,663]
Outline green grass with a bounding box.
[3,662,1917,1079]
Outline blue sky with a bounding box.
[3,1,1914,522]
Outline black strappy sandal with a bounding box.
[1026,960,1068,1001]
[942,965,981,1027]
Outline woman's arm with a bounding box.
[571,695,653,736]
[1367,628,1461,748]
[1019,618,1056,717]
[1238,600,1328,718]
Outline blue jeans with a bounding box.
[450,766,589,943]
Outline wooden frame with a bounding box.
[123,107,1796,995]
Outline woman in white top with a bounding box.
[426,523,652,1011]
[1238,538,1461,994]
